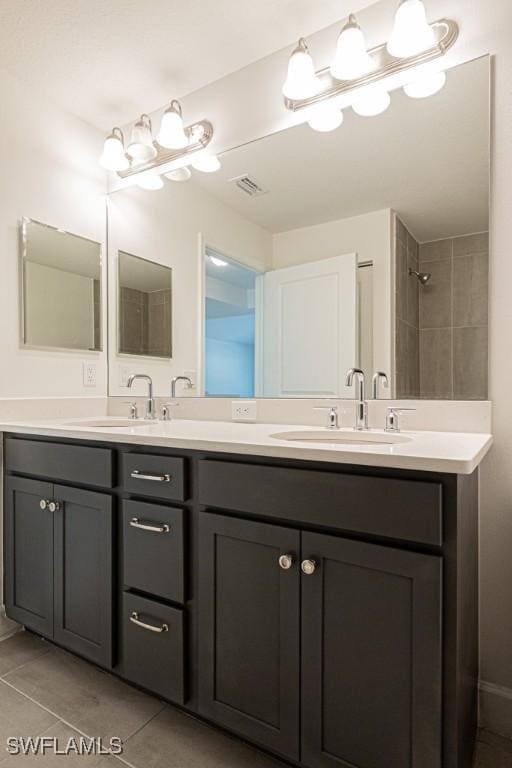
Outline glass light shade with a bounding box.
[352,84,391,117]
[165,167,192,182]
[127,116,157,162]
[99,129,129,171]
[387,0,435,58]
[157,101,189,149]
[191,153,221,173]
[330,15,376,81]
[282,39,321,100]
[404,69,446,98]
[136,175,164,190]
[307,102,344,132]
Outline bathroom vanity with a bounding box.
[1,421,492,768]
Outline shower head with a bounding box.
[408,268,431,285]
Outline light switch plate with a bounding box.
[82,362,97,388]
[232,400,257,422]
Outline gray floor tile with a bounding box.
[4,647,165,742]
[1,721,119,767]
[0,681,57,764]
[0,632,51,678]
[474,740,512,767]
[122,705,284,768]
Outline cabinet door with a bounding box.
[4,477,54,636]
[53,485,113,667]
[301,532,442,768]
[198,512,300,761]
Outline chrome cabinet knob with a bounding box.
[301,559,318,575]
[278,554,294,570]
[40,499,50,510]
[48,501,61,512]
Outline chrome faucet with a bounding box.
[170,376,193,399]
[372,371,389,399]
[127,374,156,420]
[314,405,339,429]
[345,368,368,431]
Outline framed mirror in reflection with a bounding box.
[118,251,172,359]
[107,55,490,400]
[21,218,102,352]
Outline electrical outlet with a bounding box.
[232,400,257,422]
[119,365,132,387]
[82,362,97,388]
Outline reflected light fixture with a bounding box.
[127,115,157,163]
[352,84,391,116]
[404,66,446,98]
[136,175,164,191]
[307,102,344,132]
[387,0,435,58]
[165,167,192,182]
[209,256,228,267]
[191,153,221,173]
[330,14,376,81]
[157,100,189,149]
[99,128,129,171]
[282,38,321,100]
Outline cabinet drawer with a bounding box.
[121,592,185,703]
[121,453,186,501]
[123,500,185,603]
[199,460,443,546]
[5,437,113,488]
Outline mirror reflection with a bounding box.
[118,251,172,358]
[21,218,102,352]
[108,56,489,400]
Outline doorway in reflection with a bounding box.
[204,248,259,397]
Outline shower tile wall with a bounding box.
[395,218,420,398]
[395,219,489,400]
[119,287,172,357]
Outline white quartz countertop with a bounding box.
[0,418,493,474]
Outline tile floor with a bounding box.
[0,631,509,767]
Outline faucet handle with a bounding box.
[161,402,180,421]
[123,401,138,420]
[314,405,339,429]
[385,407,416,433]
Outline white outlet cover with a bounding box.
[232,400,257,422]
[82,362,97,388]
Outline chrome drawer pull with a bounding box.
[129,517,170,534]
[130,611,168,633]
[130,470,171,483]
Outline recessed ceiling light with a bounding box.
[209,256,228,267]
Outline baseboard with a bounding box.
[479,680,512,737]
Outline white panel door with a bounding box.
[261,254,357,397]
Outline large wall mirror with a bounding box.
[21,218,102,352]
[107,55,490,400]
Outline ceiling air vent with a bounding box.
[229,174,268,198]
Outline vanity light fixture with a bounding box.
[307,102,344,132]
[387,0,435,59]
[330,14,375,81]
[191,152,221,173]
[157,100,189,149]
[127,114,157,162]
[165,167,192,182]
[99,128,129,171]
[136,175,165,191]
[283,2,458,130]
[282,38,321,101]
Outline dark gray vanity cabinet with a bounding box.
[3,440,114,667]
[198,513,301,760]
[198,513,442,767]
[4,477,54,637]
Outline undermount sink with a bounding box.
[64,418,156,428]
[270,430,412,446]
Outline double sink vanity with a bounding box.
[1,412,492,768]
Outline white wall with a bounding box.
[272,209,392,383]
[107,180,272,398]
[0,67,107,399]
